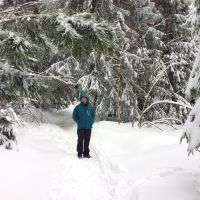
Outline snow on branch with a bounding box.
[0,61,75,86]
[0,12,116,59]
[0,106,19,150]
[0,0,42,19]
[142,118,182,130]
[186,48,200,97]
[181,98,200,156]
[142,100,192,115]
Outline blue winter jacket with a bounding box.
[72,92,95,129]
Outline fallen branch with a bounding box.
[141,121,164,131]
[141,118,181,130]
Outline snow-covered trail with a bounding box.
[47,143,134,200]
[43,108,135,200]
[1,105,200,200]
[44,106,200,200]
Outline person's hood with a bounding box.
[80,91,89,104]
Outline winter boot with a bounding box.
[77,153,82,158]
[83,154,91,158]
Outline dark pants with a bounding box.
[77,128,91,155]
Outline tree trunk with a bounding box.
[90,0,97,13]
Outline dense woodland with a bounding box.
[0,0,199,139]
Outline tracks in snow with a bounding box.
[44,137,135,200]
[43,129,200,200]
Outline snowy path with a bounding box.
[47,144,134,200]
[43,111,135,200]
[1,105,200,200]
[44,107,200,200]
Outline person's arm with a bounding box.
[72,106,79,123]
[91,106,95,124]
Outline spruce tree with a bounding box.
[0,1,116,110]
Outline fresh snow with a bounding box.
[0,105,200,200]
[182,98,200,154]
[186,48,200,96]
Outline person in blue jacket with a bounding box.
[72,91,95,158]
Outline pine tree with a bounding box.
[0,105,18,150]
[0,1,116,110]
[0,0,197,128]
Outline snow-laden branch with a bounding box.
[181,98,200,156]
[142,100,192,115]
[141,118,182,130]
[0,62,75,86]
[0,13,49,24]
[143,64,171,111]
[186,48,200,96]
[0,1,42,16]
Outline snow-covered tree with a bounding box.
[78,0,195,124]
[0,105,19,150]
[185,0,200,100]
[68,0,195,124]
[0,2,116,110]
[181,98,200,155]
[137,0,195,125]
[0,0,197,127]
[181,0,200,155]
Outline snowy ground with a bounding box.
[0,105,200,200]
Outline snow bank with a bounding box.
[0,123,69,200]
